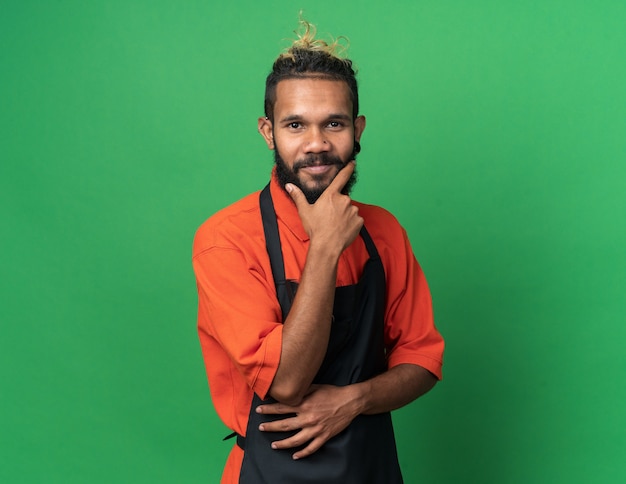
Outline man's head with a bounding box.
[258,20,366,203]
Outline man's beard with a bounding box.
[274,149,358,204]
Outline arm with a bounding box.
[353,363,437,414]
[258,206,443,458]
[268,162,363,405]
[257,364,437,459]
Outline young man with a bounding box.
[193,21,444,483]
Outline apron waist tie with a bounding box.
[236,434,246,450]
[223,431,246,450]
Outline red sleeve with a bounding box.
[383,227,444,380]
[194,245,282,399]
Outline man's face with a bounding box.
[259,78,366,203]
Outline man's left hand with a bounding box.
[255,384,362,460]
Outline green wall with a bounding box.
[2,1,624,482]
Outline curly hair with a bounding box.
[264,19,359,122]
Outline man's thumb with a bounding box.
[285,183,307,208]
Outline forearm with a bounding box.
[352,363,438,415]
[269,163,363,405]
[269,243,341,405]
[257,365,438,460]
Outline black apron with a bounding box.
[237,185,403,483]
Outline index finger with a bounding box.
[326,161,355,194]
[256,403,297,415]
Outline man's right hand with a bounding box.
[286,162,363,257]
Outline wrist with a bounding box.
[348,380,371,416]
[307,240,342,264]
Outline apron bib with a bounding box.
[237,185,403,483]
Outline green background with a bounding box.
[2,1,625,482]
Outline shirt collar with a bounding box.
[269,167,310,242]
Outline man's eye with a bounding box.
[328,121,342,128]
[288,122,301,129]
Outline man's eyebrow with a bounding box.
[279,114,304,123]
[279,113,352,123]
[327,113,352,121]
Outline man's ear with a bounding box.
[258,117,275,150]
[354,115,366,142]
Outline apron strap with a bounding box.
[260,184,294,320]
[260,183,381,318]
[359,226,381,261]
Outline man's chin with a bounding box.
[300,174,334,189]
[295,165,356,203]
[297,181,328,204]
[274,150,355,203]
[299,172,338,197]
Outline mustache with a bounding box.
[292,154,346,173]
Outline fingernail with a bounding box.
[271,443,277,449]
[292,455,299,460]
[285,184,293,193]
[255,406,262,413]
[258,424,264,431]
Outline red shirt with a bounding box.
[193,171,444,482]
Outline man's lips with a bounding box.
[300,164,334,174]
[294,158,344,174]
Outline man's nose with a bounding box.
[304,128,329,152]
